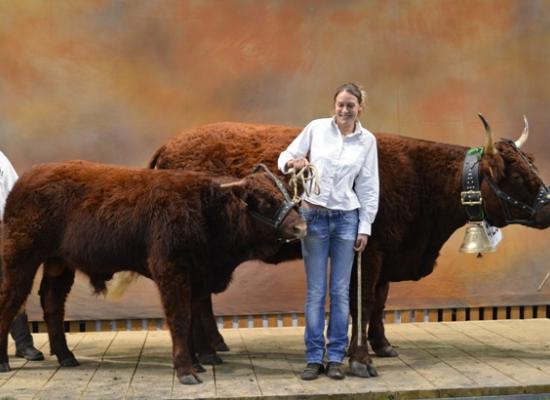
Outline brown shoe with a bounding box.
[300,363,324,380]
[326,361,345,380]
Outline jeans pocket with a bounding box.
[299,207,316,224]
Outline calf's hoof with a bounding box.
[0,362,11,372]
[178,374,202,385]
[349,360,378,378]
[193,362,206,373]
[215,341,230,352]
[59,356,80,367]
[373,345,398,358]
[198,352,223,365]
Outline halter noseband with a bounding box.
[247,163,298,229]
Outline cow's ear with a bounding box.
[219,179,247,200]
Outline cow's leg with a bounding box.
[151,261,200,385]
[368,281,398,357]
[188,298,206,373]
[348,249,382,378]
[0,256,41,372]
[39,259,77,367]
[195,296,223,366]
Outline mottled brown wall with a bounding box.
[1,0,548,319]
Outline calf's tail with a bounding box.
[105,271,139,300]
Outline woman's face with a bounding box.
[334,90,362,127]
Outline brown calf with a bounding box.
[0,161,305,384]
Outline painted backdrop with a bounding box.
[0,0,548,319]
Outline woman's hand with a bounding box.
[286,158,309,171]
[354,233,369,252]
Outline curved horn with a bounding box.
[478,113,497,155]
[514,115,529,149]
[220,179,245,188]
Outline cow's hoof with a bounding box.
[0,362,11,372]
[59,356,80,367]
[349,360,378,378]
[193,362,206,373]
[178,374,202,385]
[215,341,230,352]
[198,353,223,365]
[373,345,398,358]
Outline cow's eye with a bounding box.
[511,172,523,183]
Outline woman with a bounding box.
[278,83,379,380]
[0,151,44,361]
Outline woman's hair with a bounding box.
[333,82,367,106]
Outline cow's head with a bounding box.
[220,164,307,242]
[479,115,550,229]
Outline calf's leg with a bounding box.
[39,259,78,367]
[194,296,223,366]
[151,261,200,385]
[0,257,41,372]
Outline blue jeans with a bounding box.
[300,207,358,364]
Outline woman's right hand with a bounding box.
[286,158,310,171]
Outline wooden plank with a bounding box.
[536,305,547,318]
[496,307,507,320]
[437,322,550,386]
[124,330,175,399]
[1,333,50,389]
[442,309,453,322]
[524,306,534,319]
[415,323,521,389]
[80,331,147,400]
[428,309,438,322]
[470,307,480,321]
[1,332,84,399]
[37,332,117,399]
[212,328,261,398]
[510,306,520,320]
[242,328,307,397]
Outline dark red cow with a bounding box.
[0,161,306,384]
[138,116,550,377]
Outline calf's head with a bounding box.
[478,115,550,228]
[220,165,307,241]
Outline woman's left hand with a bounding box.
[354,233,369,252]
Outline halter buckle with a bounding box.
[461,190,482,206]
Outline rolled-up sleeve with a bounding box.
[355,136,379,235]
[277,123,313,173]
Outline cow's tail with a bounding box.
[105,271,139,300]
[148,144,166,169]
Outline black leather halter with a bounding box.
[461,141,550,226]
[485,140,550,226]
[247,163,298,229]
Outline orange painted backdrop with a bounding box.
[1,0,548,319]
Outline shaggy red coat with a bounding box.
[0,160,305,385]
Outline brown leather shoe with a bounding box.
[326,361,345,380]
[300,363,324,380]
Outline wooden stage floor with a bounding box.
[1,319,550,399]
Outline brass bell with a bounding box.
[459,222,496,254]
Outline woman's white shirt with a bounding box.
[0,151,18,219]
[278,117,379,235]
